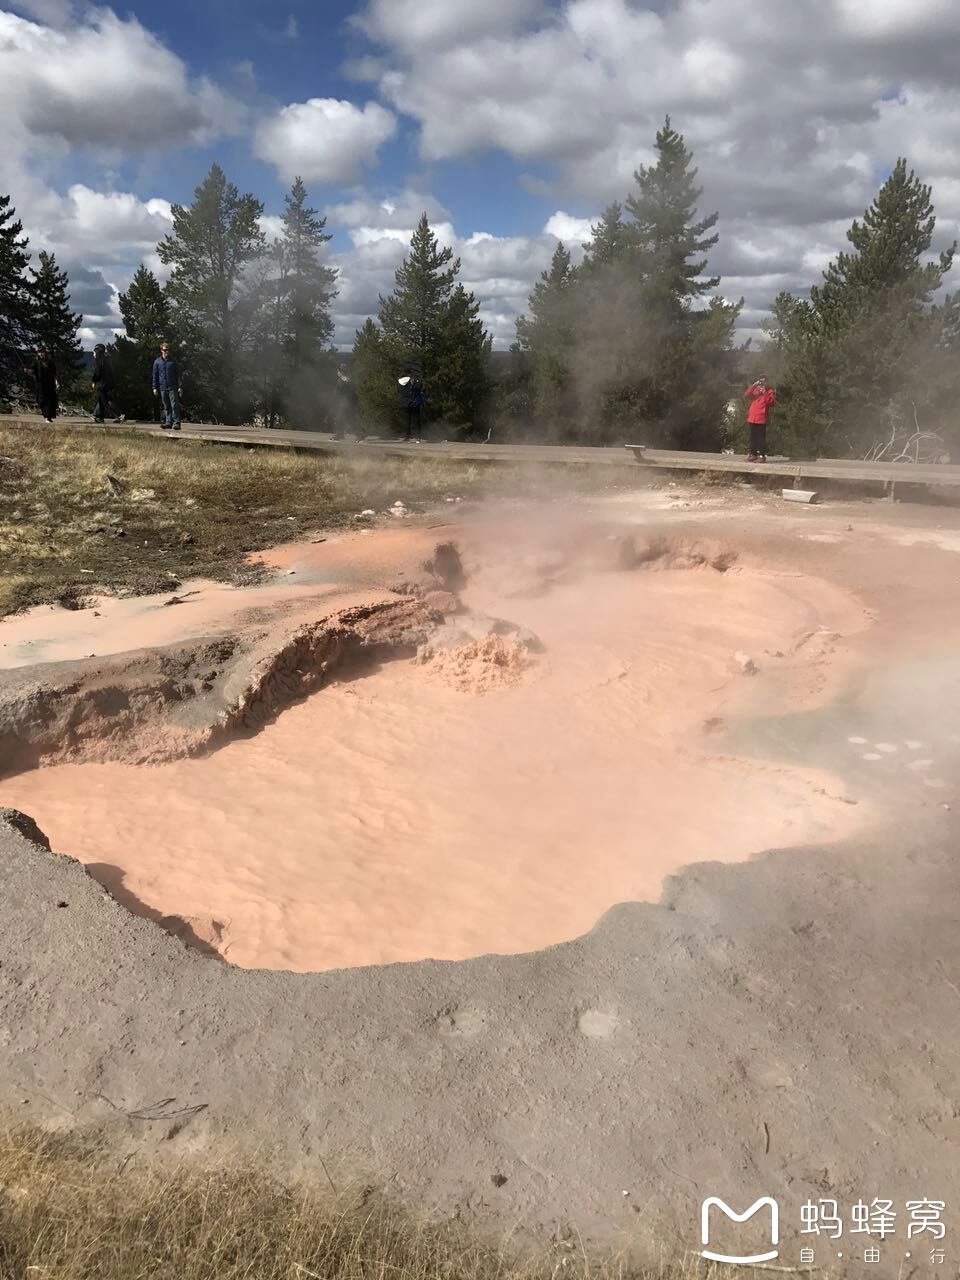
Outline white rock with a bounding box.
[734,651,757,675]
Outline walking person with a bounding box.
[32,346,59,422]
[398,372,425,442]
[744,376,777,462]
[152,340,183,431]
[91,343,119,423]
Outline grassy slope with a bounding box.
[0,1127,729,1280]
[0,426,643,618]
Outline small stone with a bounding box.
[734,651,757,675]
[286,569,296,576]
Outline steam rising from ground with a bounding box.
[0,512,867,971]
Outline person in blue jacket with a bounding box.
[152,340,183,431]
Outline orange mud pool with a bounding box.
[0,519,870,972]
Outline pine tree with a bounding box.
[378,214,459,379]
[624,117,720,306]
[28,251,83,395]
[573,118,736,446]
[0,194,32,405]
[761,292,811,357]
[282,177,337,371]
[356,214,492,434]
[433,283,492,432]
[263,177,339,428]
[158,164,265,423]
[515,241,578,437]
[778,159,958,457]
[350,317,394,431]
[112,265,173,419]
[581,202,626,273]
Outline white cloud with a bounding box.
[0,9,243,150]
[357,0,960,332]
[544,211,595,248]
[836,0,960,38]
[259,214,287,244]
[327,200,566,350]
[354,0,546,53]
[10,0,74,25]
[0,6,240,349]
[326,188,451,230]
[254,98,397,184]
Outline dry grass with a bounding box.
[0,1127,721,1280]
[0,425,642,618]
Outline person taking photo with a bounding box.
[744,376,777,462]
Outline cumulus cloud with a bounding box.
[353,0,546,53]
[0,9,243,151]
[0,6,241,347]
[326,196,574,349]
[358,0,960,324]
[254,98,397,184]
[9,0,74,25]
[544,211,596,248]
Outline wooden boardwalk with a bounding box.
[4,414,960,496]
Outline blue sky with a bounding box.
[119,0,567,246]
[2,0,959,349]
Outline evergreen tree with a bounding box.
[493,340,535,436]
[573,118,737,445]
[515,241,578,437]
[761,291,811,358]
[355,214,492,434]
[624,117,720,306]
[433,283,493,432]
[28,251,83,395]
[112,265,173,419]
[378,214,459,380]
[260,177,339,428]
[0,194,32,405]
[350,317,393,431]
[282,177,337,372]
[580,202,626,273]
[158,164,265,423]
[778,159,958,457]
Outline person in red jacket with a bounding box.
[744,376,777,462]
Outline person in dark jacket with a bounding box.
[152,340,183,430]
[397,372,425,442]
[32,347,59,422]
[91,343,118,423]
